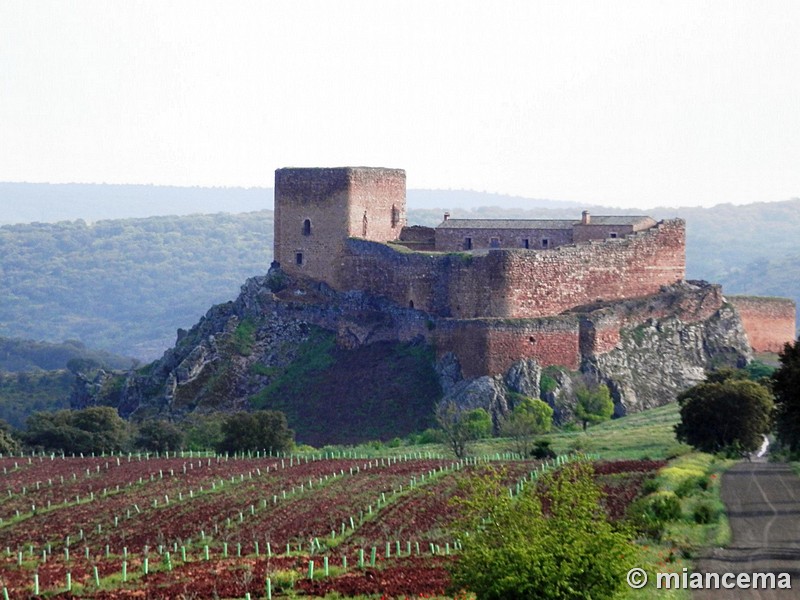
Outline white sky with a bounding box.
[2,1,799,208]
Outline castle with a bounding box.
[273,167,796,378]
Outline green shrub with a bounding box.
[135,420,185,452]
[648,491,683,521]
[627,491,682,539]
[230,319,257,356]
[410,428,446,445]
[215,410,294,454]
[450,462,640,600]
[530,439,556,459]
[539,374,557,395]
[692,500,719,524]
[675,474,709,498]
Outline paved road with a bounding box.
[693,460,800,599]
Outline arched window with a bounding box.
[302,219,312,236]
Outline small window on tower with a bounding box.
[295,252,303,265]
[542,238,549,249]
[523,238,530,249]
[302,219,312,236]
[391,205,400,228]
[464,237,473,250]
[490,237,500,248]
[609,232,618,239]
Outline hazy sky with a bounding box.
[2,1,799,208]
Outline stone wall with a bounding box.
[397,225,436,251]
[435,317,582,378]
[502,219,686,317]
[339,218,686,319]
[274,167,405,287]
[435,225,573,251]
[727,296,797,353]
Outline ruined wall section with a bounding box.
[337,240,512,317]
[502,219,686,318]
[727,296,797,353]
[435,317,582,379]
[436,281,728,380]
[339,218,686,320]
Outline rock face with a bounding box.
[75,269,753,443]
[589,302,751,416]
[433,284,752,427]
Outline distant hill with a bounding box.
[0,184,796,364]
[0,211,273,360]
[0,337,134,372]
[0,183,270,224]
[0,183,583,225]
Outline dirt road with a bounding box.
[693,460,800,599]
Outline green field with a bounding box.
[335,402,687,462]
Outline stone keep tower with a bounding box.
[274,167,406,288]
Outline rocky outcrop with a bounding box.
[433,285,752,426]
[75,268,753,443]
[587,302,751,416]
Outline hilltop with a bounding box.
[0,184,797,364]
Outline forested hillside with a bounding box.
[0,212,272,360]
[0,337,133,372]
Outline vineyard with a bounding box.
[0,452,660,599]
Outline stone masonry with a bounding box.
[273,166,796,376]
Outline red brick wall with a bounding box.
[500,219,686,317]
[579,314,622,356]
[727,296,797,353]
[435,226,573,251]
[346,168,406,243]
[339,219,686,320]
[435,318,581,378]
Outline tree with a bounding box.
[434,401,490,458]
[773,338,800,453]
[675,373,774,455]
[184,413,225,451]
[500,395,553,456]
[449,461,639,600]
[135,419,185,453]
[0,419,20,455]
[464,408,492,440]
[574,382,614,431]
[215,410,294,454]
[23,407,130,454]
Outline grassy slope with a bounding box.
[346,402,686,461]
[250,331,441,447]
